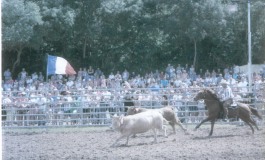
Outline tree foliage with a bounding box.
[2,0,265,77]
[2,0,43,72]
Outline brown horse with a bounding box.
[193,89,262,136]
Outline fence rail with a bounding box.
[2,86,265,129]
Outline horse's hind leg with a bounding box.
[246,121,255,134]
[240,118,255,134]
[249,117,260,131]
[240,116,255,134]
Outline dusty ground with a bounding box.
[2,124,265,160]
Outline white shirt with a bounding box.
[219,86,234,101]
[237,80,248,93]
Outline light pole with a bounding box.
[247,0,252,92]
[232,0,252,92]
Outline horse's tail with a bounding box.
[250,106,263,120]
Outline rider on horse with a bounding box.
[218,80,234,121]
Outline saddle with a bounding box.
[228,105,238,109]
[218,101,237,119]
[229,101,238,109]
[222,99,238,109]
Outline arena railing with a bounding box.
[1,85,264,129]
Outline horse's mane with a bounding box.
[204,89,220,101]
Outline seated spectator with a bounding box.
[122,69,130,81]
[227,76,237,86]
[100,75,107,88]
[28,82,37,91]
[149,82,160,92]
[20,68,28,80]
[216,68,222,75]
[78,68,83,78]
[94,68,103,79]
[38,83,45,91]
[216,74,223,84]
[4,68,12,82]
[211,74,218,86]
[31,72,38,81]
[87,66,94,77]
[190,81,200,91]
[224,70,232,80]
[12,80,18,91]
[211,70,216,78]
[82,68,88,80]
[108,72,115,80]
[204,69,211,78]
[159,71,165,80]
[195,75,204,87]
[232,71,238,80]
[237,77,248,96]
[26,76,33,86]
[115,71,122,88]
[66,79,74,88]
[3,80,13,91]
[189,65,196,81]
[38,72,44,82]
[176,64,182,72]
[181,70,188,81]
[199,69,203,78]
[165,64,172,78]
[184,64,189,72]
[160,77,169,88]
[233,64,240,74]
[153,70,160,79]
[173,77,181,88]
[204,75,212,87]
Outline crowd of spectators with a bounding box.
[2,63,265,93]
[2,63,265,126]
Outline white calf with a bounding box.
[111,111,167,146]
[127,106,187,134]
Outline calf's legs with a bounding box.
[152,129,157,143]
[111,134,130,147]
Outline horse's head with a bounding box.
[194,89,219,102]
[194,90,206,101]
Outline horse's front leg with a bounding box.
[209,119,216,136]
[194,117,211,131]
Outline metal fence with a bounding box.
[2,86,265,128]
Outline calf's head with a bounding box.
[127,107,139,115]
[111,115,124,130]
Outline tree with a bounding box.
[2,0,264,77]
[178,0,226,69]
[38,0,76,56]
[2,0,43,72]
[251,1,265,63]
[69,0,102,66]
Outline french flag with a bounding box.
[47,55,76,75]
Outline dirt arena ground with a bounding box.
[2,124,265,160]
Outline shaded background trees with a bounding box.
[2,0,265,78]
